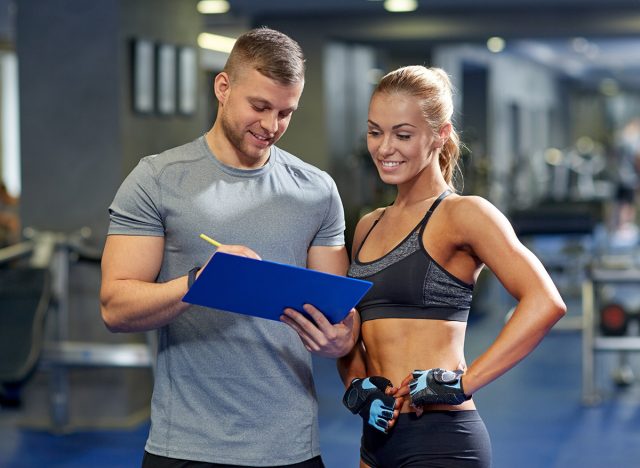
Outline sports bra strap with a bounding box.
[427,189,452,215]
[355,189,452,259]
[418,189,452,227]
[355,210,386,258]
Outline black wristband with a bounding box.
[187,266,200,288]
[460,376,472,401]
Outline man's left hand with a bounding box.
[280,305,359,358]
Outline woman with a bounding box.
[338,65,566,467]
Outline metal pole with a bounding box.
[581,277,598,405]
[48,234,70,430]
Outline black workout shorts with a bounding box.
[361,410,492,468]
[141,451,324,468]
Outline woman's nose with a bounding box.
[378,136,394,156]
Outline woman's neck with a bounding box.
[394,171,449,209]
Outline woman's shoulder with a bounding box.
[360,206,386,223]
[351,207,386,254]
[355,207,385,234]
[444,193,513,236]
[445,193,493,211]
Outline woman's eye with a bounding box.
[397,134,411,140]
[367,130,380,137]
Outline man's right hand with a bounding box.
[212,243,261,259]
[342,376,399,433]
[195,243,261,282]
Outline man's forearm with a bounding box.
[100,275,191,332]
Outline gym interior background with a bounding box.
[2,0,640,466]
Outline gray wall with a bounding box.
[119,0,208,177]
[17,0,122,241]
[17,0,205,243]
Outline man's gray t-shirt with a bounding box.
[108,136,345,465]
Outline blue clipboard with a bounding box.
[182,252,372,324]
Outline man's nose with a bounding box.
[261,113,278,134]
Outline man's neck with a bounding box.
[205,126,270,169]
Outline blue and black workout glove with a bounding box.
[409,368,470,406]
[342,376,396,433]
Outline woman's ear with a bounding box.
[438,123,452,146]
[213,72,231,104]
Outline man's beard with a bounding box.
[220,112,270,161]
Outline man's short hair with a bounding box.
[224,27,305,85]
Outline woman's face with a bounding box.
[367,91,442,185]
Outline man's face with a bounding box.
[216,68,304,168]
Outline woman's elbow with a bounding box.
[548,295,567,324]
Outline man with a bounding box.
[100,27,358,467]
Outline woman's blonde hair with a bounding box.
[374,65,461,187]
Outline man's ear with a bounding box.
[214,72,231,104]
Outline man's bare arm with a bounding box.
[100,235,191,332]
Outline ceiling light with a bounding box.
[384,0,418,13]
[197,0,230,14]
[544,148,564,166]
[576,136,595,154]
[198,33,236,53]
[486,37,505,53]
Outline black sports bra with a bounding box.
[347,190,474,323]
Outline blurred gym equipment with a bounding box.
[0,228,153,430]
[509,201,599,332]
[582,258,640,404]
[599,303,629,337]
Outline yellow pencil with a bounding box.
[199,233,221,247]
